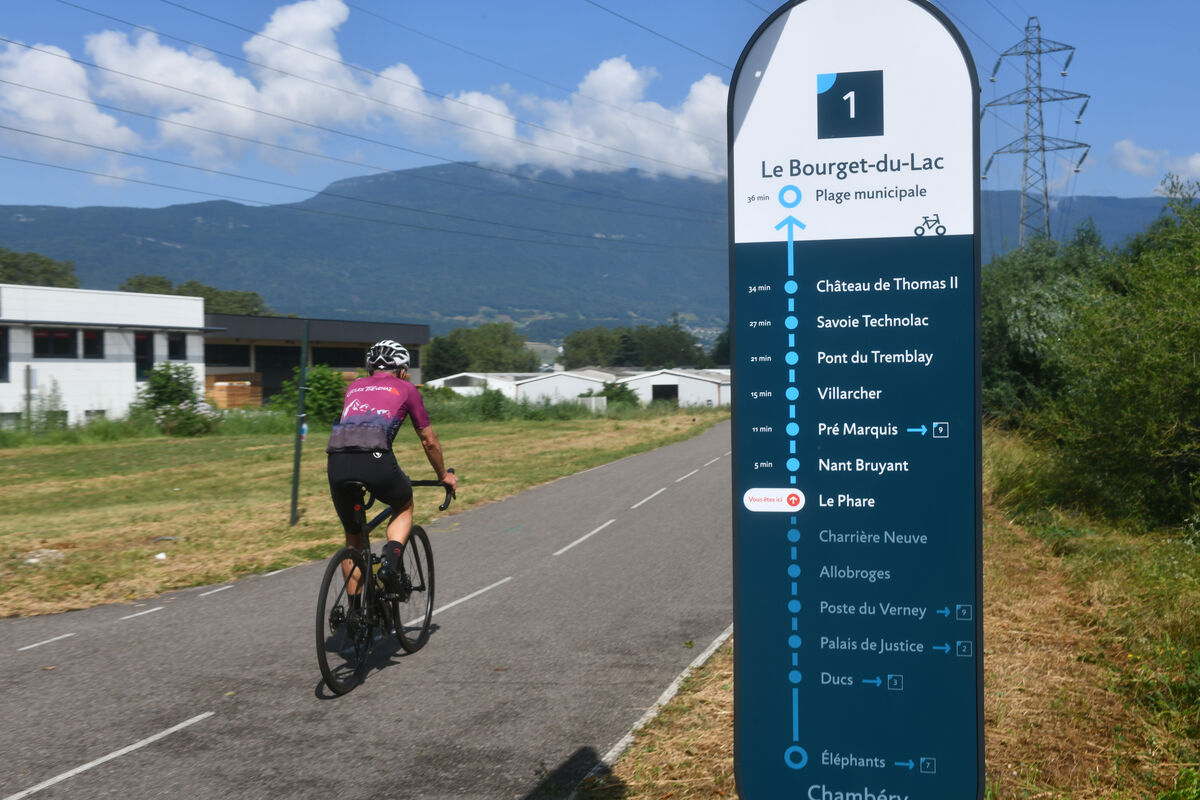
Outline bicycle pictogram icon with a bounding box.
[914,213,947,236]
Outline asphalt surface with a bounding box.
[1,421,733,800]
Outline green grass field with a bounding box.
[0,411,727,616]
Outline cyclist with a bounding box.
[326,340,457,589]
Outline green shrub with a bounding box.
[135,362,201,410]
[154,400,220,436]
[268,364,348,426]
[1029,177,1200,525]
[981,222,1109,424]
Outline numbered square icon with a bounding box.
[955,604,973,621]
[932,422,950,438]
[956,641,973,657]
[920,757,937,774]
[816,70,884,140]
[887,674,904,691]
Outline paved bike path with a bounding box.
[0,421,732,799]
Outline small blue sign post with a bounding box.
[728,1,982,798]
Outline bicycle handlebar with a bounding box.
[410,467,456,512]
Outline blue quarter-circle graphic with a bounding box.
[816,73,837,94]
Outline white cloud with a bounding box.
[3,0,731,187]
[0,40,141,159]
[464,56,727,179]
[1110,139,1166,177]
[1166,152,1200,180]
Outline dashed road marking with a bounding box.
[2,712,215,800]
[630,488,667,510]
[430,576,513,619]
[198,586,232,598]
[17,633,76,652]
[553,519,617,557]
[118,607,163,621]
[675,469,699,483]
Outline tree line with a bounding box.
[0,250,273,315]
[983,175,1199,527]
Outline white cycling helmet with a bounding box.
[366,339,410,372]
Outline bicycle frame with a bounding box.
[339,475,454,617]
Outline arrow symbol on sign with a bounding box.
[895,760,915,770]
[775,215,806,277]
[936,607,951,617]
[862,677,882,687]
[907,425,928,435]
[933,643,951,654]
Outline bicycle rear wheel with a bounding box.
[316,546,373,695]
[393,526,434,653]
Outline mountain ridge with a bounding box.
[0,163,1167,339]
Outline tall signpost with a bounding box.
[728,1,982,798]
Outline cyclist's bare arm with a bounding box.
[418,425,458,492]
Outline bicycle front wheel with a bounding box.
[394,526,435,653]
[316,546,372,695]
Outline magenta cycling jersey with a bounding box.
[325,374,431,453]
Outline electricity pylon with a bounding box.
[982,17,1090,247]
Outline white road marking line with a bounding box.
[569,625,734,800]
[198,586,232,597]
[630,487,666,509]
[724,450,732,456]
[118,607,163,621]
[17,633,76,652]
[430,576,513,619]
[2,712,215,800]
[703,457,720,467]
[265,565,297,576]
[553,519,616,557]
[675,469,699,483]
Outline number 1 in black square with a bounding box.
[816,70,884,139]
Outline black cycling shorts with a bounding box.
[327,451,413,534]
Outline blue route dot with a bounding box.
[789,635,802,648]
[786,422,800,436]
[785,280,799,294]
[788,599,801,613]
[785,316,799,330]
[786,458,800,472]
[788,564,801,578]
[785,351,799,365]
[787,528,800,542]
[784,746,808,770]
[786,387,799,401]
[779,185,802,208]
[789,670,803,684]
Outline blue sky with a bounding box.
[0,0,1195,210]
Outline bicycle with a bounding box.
[316,470,455,695]
[914,213,947,236]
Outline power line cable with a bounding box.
[0,153,723,254]
[979,0,1023,33]
[580,1,733,71]
[0,37,724,218]
[58,0,724,180]
[341,1,723,145]
[0,79,720,226]
[0,122,721,249]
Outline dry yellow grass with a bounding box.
[0,413,725,617]
[574,501,1173,799]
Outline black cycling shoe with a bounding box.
[378,563,403,596]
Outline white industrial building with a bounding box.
[426,367,731,408]
[0,285,431,427]
[620,368,732,407]
[0,283,206,427]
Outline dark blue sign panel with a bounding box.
[729,2,982,799]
